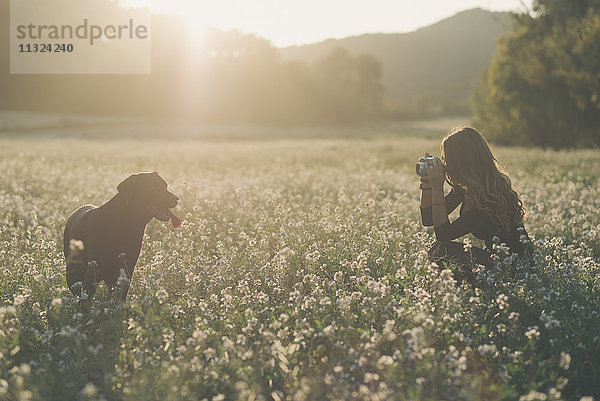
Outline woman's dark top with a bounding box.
[420,186,527,253]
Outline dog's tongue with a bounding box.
[167,209,182,228]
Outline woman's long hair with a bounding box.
[441,127,525,235]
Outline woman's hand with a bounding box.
[420,153,432,187]
[425,157,445,190]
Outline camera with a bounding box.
[416,156,437,177]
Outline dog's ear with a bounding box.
[117,174,139,205]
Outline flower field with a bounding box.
[1,134,599,400]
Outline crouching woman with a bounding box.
[419,127,529,284]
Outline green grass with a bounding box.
[0,128,599,401]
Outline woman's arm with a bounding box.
[419,178,434,226]
[427,159,474,242]
[419,153,434,226]
[419,153,433,209]
[434,212,474,242]
[421,186,464,226]
[431,186,450,227]
[420,178,432,208]
[427,158,450,228]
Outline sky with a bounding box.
[124,0,534,48]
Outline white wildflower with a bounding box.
[277,247,296,259]
[496,294,509,310]
[477,344,497,356]
[14,295,26,306]
[519,390,548,401]
[322,325,334,336]
[559,352,571,370]
[525,327,540,340]
[376,355,394,369]
[155,288,169,303]
[80,383,98,398]
[333,271,343,282]
[69,239,85,252]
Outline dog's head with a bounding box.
[117,172,182,227]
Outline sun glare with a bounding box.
[169,1,213,42]
[121,0,237,43]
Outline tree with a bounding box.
[313,47,384,122]
[473,0,600,147]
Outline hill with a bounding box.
[0,3,511,122]
[279,8,513,117]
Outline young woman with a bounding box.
[419,127,529,283]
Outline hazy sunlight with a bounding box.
[121,0,533,47]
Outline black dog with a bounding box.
[64,172,181,304]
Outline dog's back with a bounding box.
[63,205,95,290]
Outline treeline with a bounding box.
[474,0,600,147]
[280,9,513,120]
[192,32,385,123]
[0,2,385,124]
